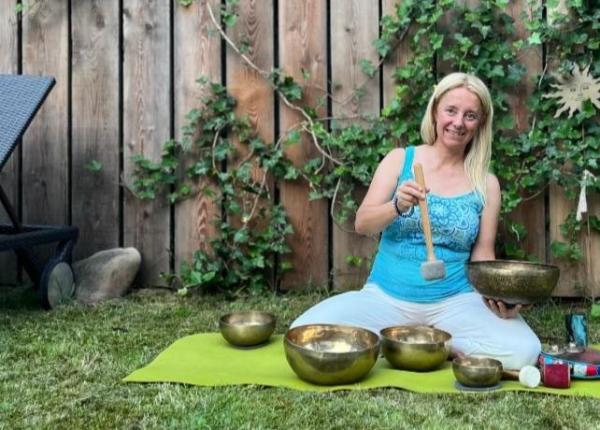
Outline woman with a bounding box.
[291,72,540,370]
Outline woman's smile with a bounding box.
[434,87,482,148]
[445,127,466,137]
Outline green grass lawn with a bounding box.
[1,286,600,430]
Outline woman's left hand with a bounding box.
[483,298,531,319]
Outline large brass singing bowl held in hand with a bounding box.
[380,325,451,371]
[284,324,380,385]
[467,260,560,305]
[453,356,503,388]
[219,311,276,347]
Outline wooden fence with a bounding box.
[0,0,598,296]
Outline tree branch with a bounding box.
[206,2,343,166]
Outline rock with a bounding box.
[74,247,141,305]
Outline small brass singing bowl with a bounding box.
[219,311,276,347]
[467,260,560,305]
[284,324,380,385]
[453,356,503,388]
[380,325,451,371]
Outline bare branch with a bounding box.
[211,127,221,172]
[300,124,342,166]
[206,2,343,167]
[329,177,355,234]
[244,171,269,224]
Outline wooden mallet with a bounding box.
[413,163,446,281]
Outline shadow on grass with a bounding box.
[0,284,42,311]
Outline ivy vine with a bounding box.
[132,0,600,294]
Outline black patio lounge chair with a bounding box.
[0,74,78,309]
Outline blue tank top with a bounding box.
[367,146,484,302]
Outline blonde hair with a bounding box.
[420,72,493,205]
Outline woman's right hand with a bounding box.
[394,180,427,214]
[355,148,427,235]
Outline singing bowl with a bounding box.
[219,311,276,346]
[467,260,560,305]
[453,356,503,388]
[284,324,380,385]
[380,325,451,371]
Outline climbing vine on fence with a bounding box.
[131,0,600,294]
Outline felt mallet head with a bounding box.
[421,259,446,281]
[413,163,446,281]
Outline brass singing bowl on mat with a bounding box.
[380,325,451,371]
[453,356,503,388]
[284,324,380,385]
[219,311,276,347]
[467,260,560,305]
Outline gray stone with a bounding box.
[74,247,142,305]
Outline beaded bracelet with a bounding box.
[392,194,414,217]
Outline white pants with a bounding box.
[291,284,541,370]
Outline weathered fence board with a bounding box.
[21,1,69,273]
[225,0,275,284]
[550,187,600,298]
[585,196,600,299]
[122,0,171,286]
[544,3,600,298]
[226,0,274,148]
[0,3,18,72]
[71,1,120,259]
[550,185,580,297]
[0,1,19,284]
[330,0,380,291]
[382,0,413,110]
[173,0,221,272]
[505,1,546,262]
[278,0,329,289]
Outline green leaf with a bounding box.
[373,38,391,57]
[589,216,600,232]
[234,228,249,243]
[551,240,582,261]
[85,160,102,172]
[489,65,505,78]
[345,255,363,267]
[551,241,570,258]
[285,129,301,145]
[360,59,377,78]
[528,33,542,45]
[222,13,238,28]
[280,261,293,271]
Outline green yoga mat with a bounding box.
[124,333,600,396]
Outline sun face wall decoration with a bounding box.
[543,64,600,118]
